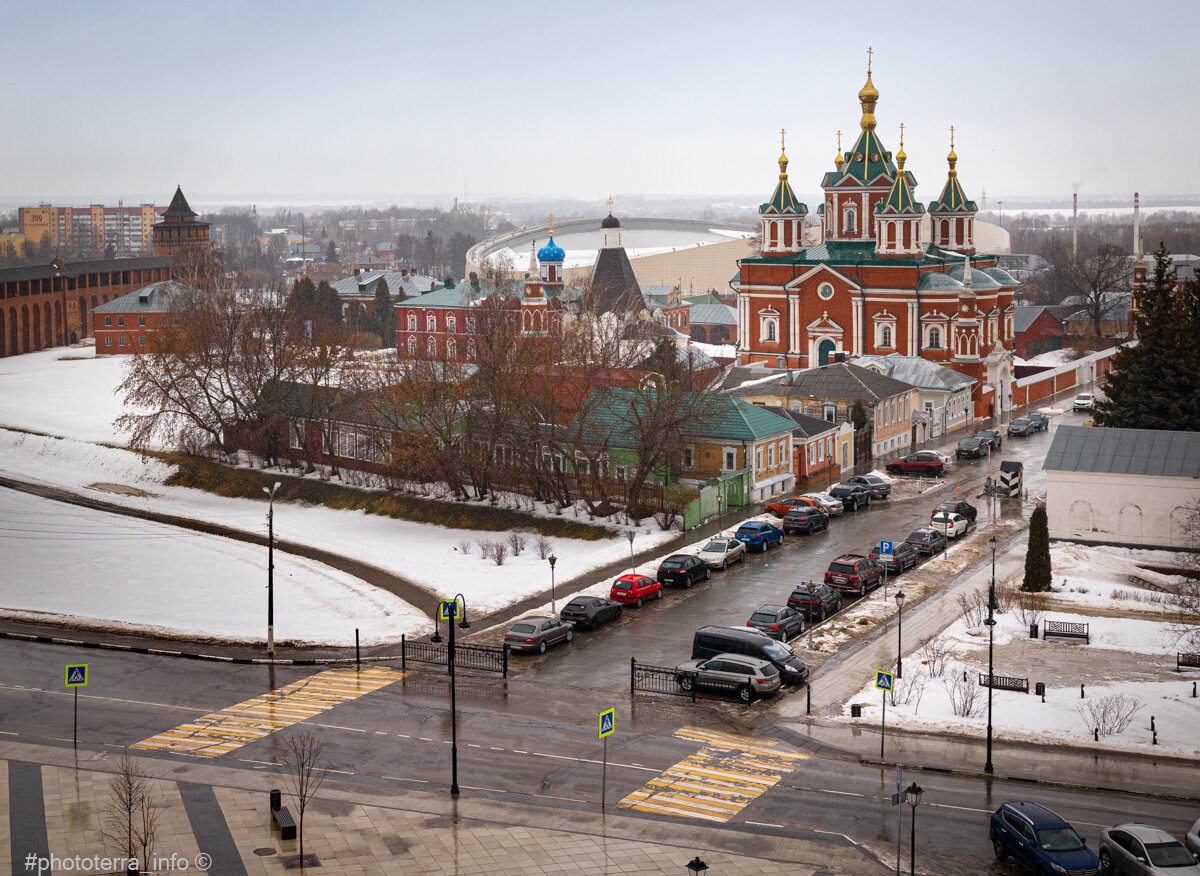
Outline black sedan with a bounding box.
[829,481,872,511]
[783,505,829,534]
[746,604,806,641]
[657,554,710,588]
[977,429,1003,450]
[1007,418,1036,437]
[559,596,622,631]
[867,540,920,573]
[934,500,977,522]
[906,527,948,556]
[956,437,987,459]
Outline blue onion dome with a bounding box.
[537,236,564,263]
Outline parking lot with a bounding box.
[494,409,1086,698]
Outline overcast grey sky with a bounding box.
[4,0,1196,206]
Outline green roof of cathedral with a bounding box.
[741,240,991,270]
[760,148,806,215]
[837,128,897,185]
[877,170,923,214]
[928,173,977,213]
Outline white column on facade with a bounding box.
[907,300,917,354]
[851,296,862,355]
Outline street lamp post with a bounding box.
[548,554,557,615]
[430,594,470,796]
[985,536,999,774]
[716,493,724,533]
[262,481,281,659]
[625,530,636,572]
[685,856,708,875]
[905,782,924,876]
[894,590,906,679]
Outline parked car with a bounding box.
[696,537,747,570]
[935,500,977,522]
[735,520,785,552]
[787,582,842,621]
[829,481,873,511]
[1007,417,1036,437]
[848,473,892,499]
[956,436,987,459]
[746,604,806,641]
[765,497,811,517]
[886,454,946,476]
[801,492,844,516]
[867,540,920,574]
[930,510,971,538]
[824,554,885,595]
[1027,412,1050,431]
[657,554,711,588]
[674,653,781,703]
[504,615,573,654]
[1100,823,1200,874]
[915,449,953,467]
[559,596,622,631]
[783,505,830,535]
[1073,392,1095,411]
[691,625,810,685]
[977,429,1003,450]
[609,573,661,607]
[990,802,1101,875]
[906,527,948,556]
[1188,817,1200,856]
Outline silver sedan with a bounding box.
[1100,823,1200,875]
[504,616,573,654]
[696,537,747,569]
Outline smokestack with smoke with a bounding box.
[1134,192,1142,258]
[1072,193,1078,259]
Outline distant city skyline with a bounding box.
[3,1,1196,207]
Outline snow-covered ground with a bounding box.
[0,486,428,645]
[0,347,132,445]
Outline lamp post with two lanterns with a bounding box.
[430,594,471,796]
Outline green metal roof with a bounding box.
[838,128,897,185]
[760,175,806,215]
[877,170,924,215]
[928,172,977,213]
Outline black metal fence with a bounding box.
[629,657,747,705]
[1178,653,1200,672]
[400,635,508,677]
[979,673,1029,693]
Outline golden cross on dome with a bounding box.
[837,129,842,151]
[606,196,613,214]
[899,122,905,148]
[780,127,786,152]
[950,124,955,148]
[867,46,873,74]
[548,212,554,235]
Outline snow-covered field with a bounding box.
[0,486,429,645]
[0,347,132,445]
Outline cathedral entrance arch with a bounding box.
[817,339,836,366]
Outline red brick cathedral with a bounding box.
[735,56,1017,419]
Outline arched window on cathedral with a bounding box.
[845,209,857,234]
[941,219,950,244]
[427,336,437,357]
[426,314,436,332]
[467,339,476,359]
[765,320,776,342]
[928,327,941,349]
[881,325,892,347]
[407,313,417,332]
[447,338,457,359]
[407,336,417,356]
[446,314,456,333]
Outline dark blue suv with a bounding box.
[990,801,1102,875]
[735,520,784,552]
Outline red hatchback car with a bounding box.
[609,573,662,608]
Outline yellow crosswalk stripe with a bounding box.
[618,725,808,822]
[132,667,403,758]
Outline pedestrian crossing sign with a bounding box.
[65,664,88,688]
[439,600,460,621]
[598,708,615,740]
[875,670,894,692]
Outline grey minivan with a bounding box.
[692,625,810,685]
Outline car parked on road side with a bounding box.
[867,540,920,574]
[787,582,842,622]
[801,492,844,516]
[674,654,781,703]
[886,454,946,477]
[1027,412,1049,431]
[504,616,573,654]
[824,554,885,595]
[956,436,987,459]
[1007,418,1036,437]
[783,505,830,535]
[914,450,953,467]
[609,573,661,608]
[1188,817,1200,856]
[691,625,810,685]
[735,520,785,552]
[930,510,971,538]
[696,537,747,570]
[977,429,1003,450]
[765,497,811,517]
[906,527,948,556]
[559,596,622,631]
[990,801,1101,876]
[746,604,807,641]
[935,500,978,522]
[657,554,711,588]
[1073,392,1095,411]
[1100,823,1200,874]
[848,473,892,499]
[829,482,873,511]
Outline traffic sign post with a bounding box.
[875,670,894,760]
[599,708,614,809]
[65,664,88,747]
[880,541,892,597]
[439,600,460,621]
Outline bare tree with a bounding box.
[1077,693,1143,737]
[1167,498,1200,649]
[100,750,157,869]
[282,729,328,867]
[1069,243,1130,338]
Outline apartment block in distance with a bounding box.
[19,203,162,255]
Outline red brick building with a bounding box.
[92,280,192,354]
[1013,306,1066,359]
[735,60,1019,419]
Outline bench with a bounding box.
[270,791,297,841]
[1043,620,1089,644]
[979,673,1029,693]
[1178,653,1200,672]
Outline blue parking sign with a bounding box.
[880,540,893,557]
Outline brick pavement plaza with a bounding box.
[3,742,887,875]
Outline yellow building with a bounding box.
[19,203,161,254]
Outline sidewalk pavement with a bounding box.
[3,740,891,875]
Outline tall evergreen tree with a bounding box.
[314,280,343,335]
[370,277,396,348]
[288,275,318,337]
[1022,505,1052,592]
[1094,244,1192,430]
[325,240,339,263]
[1176,267,1200,429]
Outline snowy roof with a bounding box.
[854,355,976,391]
[690,303,738,326]
[728,362,917,403]
[331,270,438,300]
[1013,305,1049,334]
[92,280,196,313]
[1045,425,1200,478]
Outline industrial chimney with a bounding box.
[1072,193,1078,259]
[1133,192,1142,257]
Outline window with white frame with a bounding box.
[447,314,456,332]
[446,338,457,359]
[427,337,437,356]
[426,314,436,332]
[407,336,417,355]
[927,325,942,348]
[823,404,836,422]
[755,448,762,471]
[466,316,476,333]
[467,339,476,358]
[767,444,774,466]
[844,208,857,234]
[818,282,835,301]
[723,448,736,471]
[683,445,694,467]
[778,440,786,463]
[807,443,815,465]
[408,313,417,331]
[817,440,823,461]
[881,324,893,347]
